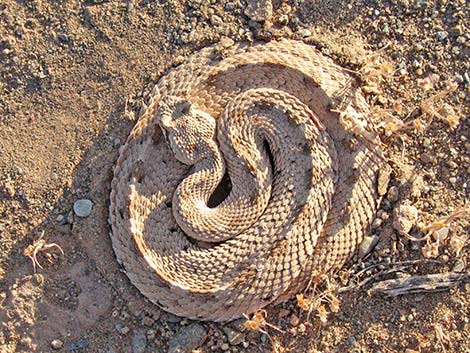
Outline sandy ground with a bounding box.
[0,0,469,352]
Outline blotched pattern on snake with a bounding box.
[109,39,383,321]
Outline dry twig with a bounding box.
[23,231,64,272]
[368,272,469,296]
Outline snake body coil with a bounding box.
[109,40,383,321]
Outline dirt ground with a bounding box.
[0,0,469,352]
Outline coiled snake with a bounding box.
[109,39,383,321]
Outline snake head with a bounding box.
[156,95,217,165]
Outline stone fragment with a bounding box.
[392,202,418,235]
[245,0,273,22]
[73,199,93,218]
[132,330,147,353]
[168,323,207,353]
[223,326,245,345]
[358,235,379,258]
[50,339,63,350]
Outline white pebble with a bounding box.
[73,199,93,218]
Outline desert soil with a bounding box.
[0,0,469,352]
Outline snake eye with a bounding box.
[175,101,191,115]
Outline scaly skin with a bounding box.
[109,39,384,321]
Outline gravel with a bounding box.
[142,315,155,327]
[420,152,435,165]
[167,323,207,353]
[244,0,273,22]
[67,338,90,350]
[387,186,399,203]
[347,336,357,346]
[223,326,245,346]
[132,330,147,353]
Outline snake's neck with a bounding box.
[172,138,270,243]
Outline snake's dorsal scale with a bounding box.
[109,39,383,321]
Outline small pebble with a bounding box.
[278,308,290,319]
[392,202,418,235]
[454,74,464,84]
[290,314,300,326]
[244,0,273,22]
[449,147,458,157]
[58,33,69,43]
[358,235,379,258]
[210,14,223,27]
[387,186,399,202]
[463,72,470,84]
[147,329,156,340]
[218,36,235,49]
[420,152,435,164]
[73,199,93,218]
[347,336,357,345]
[132,330,147,353]
[372,218,383,229]
[453,259,465,272]
[50,339,63,350]
[142,316,154,327]
[68,338,90,350]
[67,211,74,224]
[440,254,449,263]
[299,28,311,37]
[436,31,448,41]
[168,323,208,353]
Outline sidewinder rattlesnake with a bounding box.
[109,39,384,321]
